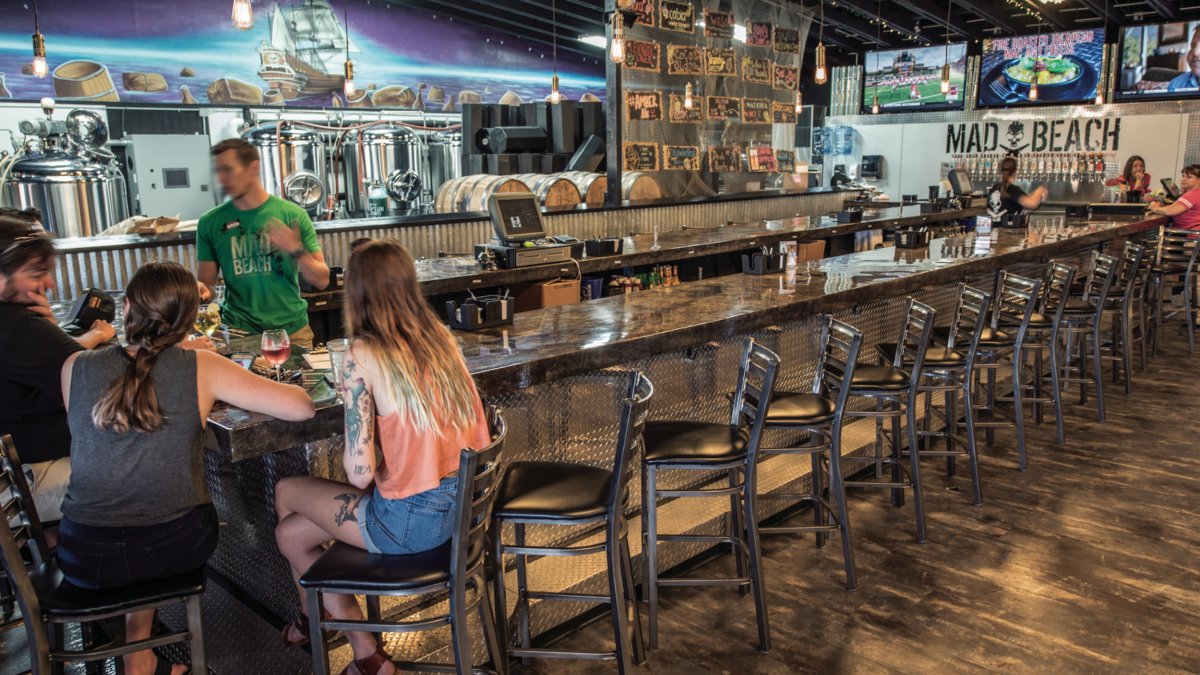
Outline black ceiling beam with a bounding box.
[1073,0,1127,27]
[952,0,1024,36]
[1014,0,1070,30]
[382,0,600,60]
[892,0,977,41]
[1141,0,1177,21]
[831,0,930,44]
[820,4,900,49]
[509,0,602,31]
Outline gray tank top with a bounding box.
[62,346,208,527]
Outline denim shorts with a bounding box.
[357,476,458,555]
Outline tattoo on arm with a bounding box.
[342,351,376,474]
[332,493,360,527]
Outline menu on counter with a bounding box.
[704,10,736,39]
[705,47,737,76]
[742,56,772,84]
[626,0,655,26]
[623,142,660,171]
[774,27,800,54]
[708,145,742,172]
[623,40,661,71]
[664,145,701,171]
[775,149,796,173]
[705,95,741,121]
[773,64,798,90]
[668,93,703,122]
[772,100,797,124]
[747,146,778,172]
[742,97,770,124]
[667,45,704,75]
[659,0,695,33]
[625,90,663,121]
[747,21,773,47]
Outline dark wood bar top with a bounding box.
[207,213,1164,461]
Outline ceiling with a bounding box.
[381,0,1200,67]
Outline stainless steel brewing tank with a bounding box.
[426,130,462,203]
[2,151,129,238]
[243,125,328,214]
[341,125,424,214]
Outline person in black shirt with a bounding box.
[0,216,115,521]
[988,156,1048,226]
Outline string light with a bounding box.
[30,0,47,78]
[684,81,694,109]
[609,11,625,64]
[232,0,254,31]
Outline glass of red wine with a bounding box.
[261,329,291,382]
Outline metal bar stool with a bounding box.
[1104,243,1153,394]
[299,412,508,675]
[1150,228,1200,356]
[1060,252,1120,422]
[841,299,936,543]
[0,435,208,675]
[1012,262,1076,446]
[490,372,653,673]
[641,338,781,653]
[758,317,864,590]
[889,286,991,505]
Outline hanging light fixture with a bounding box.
[548,0,562,104]
[939,0,952,94]
[1094,0,1108,105]
[342,1,355,97]
[794,90,803,113]
[232,0,254,31]
[814,0,827,85]
[871,0,881,113]
[684,81,694,109]
[1029,21,1042,101]
[30,0,47,78]
[609,11,625,64]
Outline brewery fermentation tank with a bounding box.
[341,125,424,214]
[2,152,129,238]
[243,125,328,214]
[426,130,462,203]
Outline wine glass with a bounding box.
[261,329,291,382]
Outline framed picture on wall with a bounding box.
[623,142,660,171]
[705,95,741,120]
[667,45,704,75]
[624,40,661,72]
[704,10,736,39]
[747,21,773,47]
[705,48,737,76]
[626,0,656,26]
[659,0,695,33]
[668,93,703,122]
[664,145,701,170]
[742,57,772,84]
[626,90,664,121]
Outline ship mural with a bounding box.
[0,0,604,108]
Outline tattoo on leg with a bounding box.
[333,493,360,527]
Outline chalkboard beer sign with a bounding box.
[706,95,740,121]
[668,93,702,122]
[747,21,773,47]
[772,101,797,124]
[704,10,735,39]
[775,149,796,173]
[773,64,798,91]
[747,146,778,172]
[742,56,772,84]
[626,0,655,27]
[659,0,695,33]
[623,40,661,71]
[667,45,704,75]
[742,97,770,124]
[664,145,701,171]
[705,48,737,76]
[626,90,663,121]
[623,142,660,171]
[774,27,800,54]
[708,145,742,173]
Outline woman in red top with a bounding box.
[1149,165,1200,230]
[273,241,490,675]
[1106,155,1151,200]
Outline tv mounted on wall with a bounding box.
[860,43,968,113]
[977,28,1105,107]
[1116,21,1200,101]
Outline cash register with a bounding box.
[474,193,574,269]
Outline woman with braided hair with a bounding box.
[57,261,316,675]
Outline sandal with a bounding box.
[152,655,189,675]
[339,647,393,675]
[280,611,334,647]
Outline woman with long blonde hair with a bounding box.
[274,240,490,675]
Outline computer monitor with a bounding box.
[948,169,974,196]
[487,193,546,244]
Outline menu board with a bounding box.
[668,93,702,122]
[664,145,701,171]
[626,0,655,27]
[774,27,800,54]
[704,10,736,39]
[976,30,1102,108]
[775,149,796,173]
[772,101,797,124]
[623,40,661,72]
[706,95,741,121]
[742,97,770,124]
[659,1,695,33]
[773,64,798,91]
[708,145,742,172]
[623,142,660,171]
[705,48,737,76]
[742,57,772,84]
[747,146,777,172]
[626,90,663,121]
[747,21,773,47]
[667,45,704,75]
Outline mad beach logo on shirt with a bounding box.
[228,228,277,277]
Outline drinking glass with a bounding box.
[261,329,291,382]
[194,302,222,338]
[327,338,349,387]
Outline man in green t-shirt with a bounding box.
[197,139,329,348]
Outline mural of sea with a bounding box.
[0,0,605,108]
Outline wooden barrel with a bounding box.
[512,173,582,209]
[53,60,119,102]
[559,171,607,204]
[622,171,663,201]
[435,174,531,213]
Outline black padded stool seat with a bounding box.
[875,343,965,367]
[848,364,910,389]
[643,421,749,464]
[34,563,205,618]
[493,461,613,520]
[299,541,455,593]
[932,325,1013,346]
[1061,297,1098,315]
[766,392,836,424]
[1152,264,1189,275]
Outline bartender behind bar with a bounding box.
[196,139,329,348]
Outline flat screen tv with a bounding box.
[977,28,1105,107]
[1116,21,1200,101]
[860,44,968,113]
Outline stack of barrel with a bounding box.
[435,170,663,213]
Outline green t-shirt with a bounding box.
[196,196,321,334]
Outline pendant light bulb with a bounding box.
[31,34,47,78]
[1094,91,1104,105]
[683,82,694,110]
[940,63,951,94]
[232,0,254,31]
[794,91,803,113]
[871,93,880,114]
[1029,80,1039,101]
[343,60,355,96]
[814,42,828,85]
[549,73,562,104]
[610,12,625,64]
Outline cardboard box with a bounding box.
[800,240,826,261]
[514,278,581,312]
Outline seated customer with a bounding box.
[274,240,491,675]
[1105,155,1151,200]
[1149,165,1200,230]
[0,216,115,523]
[59,261,315,675]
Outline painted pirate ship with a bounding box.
[258,0,358,99]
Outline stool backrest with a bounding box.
[992,272,1041,342]
[889,299,937,381]
[1041,262,1076,326]
[946,286,992,360]
[608,372,654,521]
[729,338,781,453]
[0,435,52,672]
[815,317,863,425]
[1157,228,1200,270]
[450,409,507,582]
[1113,241,1146,297]
[1080,252,1119,307]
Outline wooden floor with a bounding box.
[516,327,1200,674]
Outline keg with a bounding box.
[340,125,424,214]
[2,151,128,238]
[243,125,328,214]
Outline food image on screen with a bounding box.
[1117,21,1200,100]
[977,29,1103,107]
[861,44,967,112]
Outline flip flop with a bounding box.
[339,648,393,675]
[281,611,335,647]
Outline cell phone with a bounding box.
[1162,178,1182,200]
[229,352,255,370]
